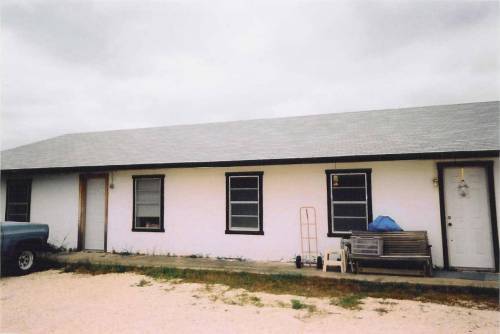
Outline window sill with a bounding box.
[327,232,352,238]
[225,230,264,235]
[132,228,165,233]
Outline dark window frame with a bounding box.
[225,171,264,235]
[326,169,373,237]
[132,175,165,232]
[5,178,32,222]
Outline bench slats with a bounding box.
[350,231,433,277]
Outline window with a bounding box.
[226,172,263,235]
[132,175,164,232]
[326,169,372,237]
[5,179,32,222]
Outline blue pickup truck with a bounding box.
[1,221,49,275]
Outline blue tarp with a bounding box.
[367,216,403,232]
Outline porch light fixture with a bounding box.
[457,168,469,197]
[432,178,439,187]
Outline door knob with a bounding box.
[447,222,452,227]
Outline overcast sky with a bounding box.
[1,0,498,150]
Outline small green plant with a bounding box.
[247,295,263,307]
[291,299,316,313]
[249,296,261,303]
[221,293,264,307]
[330,294,365,310]
[374,307,389,315]
[291,299,307,310]
[135,279,152,287]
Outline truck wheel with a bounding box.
[13,248,36,275]
[295,255,302,269]
[316,256,323,270]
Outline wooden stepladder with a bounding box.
[299,207,319,267]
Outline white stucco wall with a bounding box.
[107,159,489,267]
[1,157,498,267]
[0,173,80,249]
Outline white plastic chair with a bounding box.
[323,249,346,273]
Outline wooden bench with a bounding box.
[350,231,433,277]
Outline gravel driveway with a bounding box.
[1,270,498,333]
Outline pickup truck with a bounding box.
[1,221,49,275]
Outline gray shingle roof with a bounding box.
[2,101,499,171]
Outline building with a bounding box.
[1,101,498,271]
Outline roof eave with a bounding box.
[1,150,498,175]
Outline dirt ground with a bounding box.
[1,270,498,334]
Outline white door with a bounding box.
[84,178,106,251]
[443,167,494,270]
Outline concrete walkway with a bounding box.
[44,252,499,290]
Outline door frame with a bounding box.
[437,160,499,272]
[77,173,109,251]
